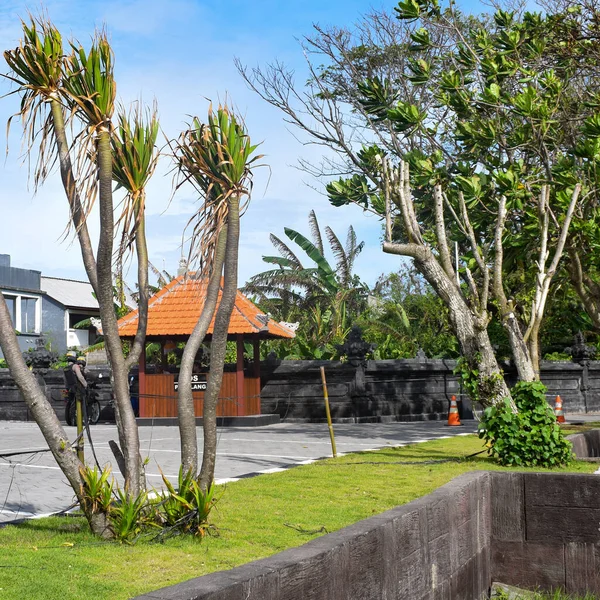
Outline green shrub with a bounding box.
[479,381,573,467]
[78,464,216,543]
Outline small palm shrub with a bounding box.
[78,464,216,543]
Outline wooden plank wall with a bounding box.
[141,373,261,418]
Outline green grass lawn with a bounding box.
[0,434,598,600]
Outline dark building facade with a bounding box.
[0,254,99,357]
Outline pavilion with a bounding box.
[117,276,295,418]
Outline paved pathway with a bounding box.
[1,419,473,523]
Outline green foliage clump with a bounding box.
[78,464,216,543]
[479,381,573,467]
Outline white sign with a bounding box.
[174,374,207,391]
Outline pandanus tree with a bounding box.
[171,105,262,484]
[1,17,108,535]
[2,17,155,525]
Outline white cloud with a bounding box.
[0,0,402,296]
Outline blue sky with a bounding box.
[0,0,484,289]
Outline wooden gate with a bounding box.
[140,373,260,418]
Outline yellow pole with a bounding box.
[320,366,337,458]
[75,391,84,464]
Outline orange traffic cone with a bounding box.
[446,395,462,426]
[554,395,566,424]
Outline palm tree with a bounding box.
[59,31,150,497]
[171,105,262,485]
[243,210,368,337]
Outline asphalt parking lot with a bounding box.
[0,419,479,523]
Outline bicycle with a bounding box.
[63,382,101,426]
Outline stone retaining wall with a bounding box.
[567,429,600,458]
[134,471,600,600]
[2,357,600,422]
[136,471,492,600]
[260,358,600,422]
[491,473,600,595]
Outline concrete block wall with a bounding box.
[136,472,492,600]
[568,429,600,458]
[260,359,600,422]
[0,366,112,421]
[135,471,600,600]
[491,473,600,595]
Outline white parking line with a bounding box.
[0,462,61,470]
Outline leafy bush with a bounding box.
[157,467,217,537]
[478,381,573,467]
[78,464,216,543]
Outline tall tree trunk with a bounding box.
[178,225,228,476]
[504,313,537,381]
[0,292,110,537]
[49,96,98,293]
[96,126,142,495]
[199,198,240,491]
[383,242,513,409]
[527,320,542,377]
[125,202,149,370]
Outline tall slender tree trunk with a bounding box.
[527,321,542,378]
[503,313,537,381]
[199,198,240,491]
[0,293,110,537]
[125,201,149,370]
[49,96,98,293]
[96,126,142,495]
[178,225,228,476]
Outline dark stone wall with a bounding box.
[491,472,600,595]
[2,356,600,422]
[0,366,112,421]
[135,471,492,600]
[566,429,600,459]
[260,358,600,422]
[133,471,600,599]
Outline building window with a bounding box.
[2,293,40,334]
[21,297,37,333]
[5,296,16,328]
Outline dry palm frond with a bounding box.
[112,102,159,259]
[268,234,304,270]
[3,16,65,189]
[171,103,263,274]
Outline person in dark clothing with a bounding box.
[63,352,89,426]
[74,355,88,392]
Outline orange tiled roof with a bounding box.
[117,276,295,339]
